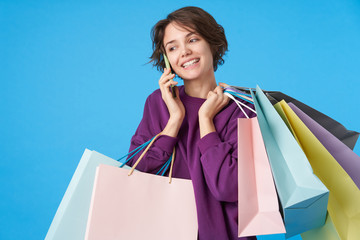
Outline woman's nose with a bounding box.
[181,46,192,57]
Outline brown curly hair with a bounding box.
[149,6,228,72]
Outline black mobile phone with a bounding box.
[163,54,177,98]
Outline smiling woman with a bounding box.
[125,6,257,240]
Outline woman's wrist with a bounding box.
[199,116,216,139]
[161,117,184,137]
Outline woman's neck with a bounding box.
[183,71,217,99]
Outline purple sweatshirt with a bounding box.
[127,86,257,240]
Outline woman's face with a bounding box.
[163,22,214,81]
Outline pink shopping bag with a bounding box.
[85,134,198,240]
[238,118,286,237]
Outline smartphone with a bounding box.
[163,54,177,98]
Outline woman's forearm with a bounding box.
[161,117,184,137]
[199,117,216,139]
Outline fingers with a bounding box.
[199,85,231,120]
[208,85,229,108]
[223,93,230,105]
[159,70,175,85]
[160,80,175,91]
[207,91,214,99]
[218,83,230,103]
[213,85,223,95]
[159,68,177,95]
[163,67,172,75]
[218,82,230,88]
[214,85,226,102]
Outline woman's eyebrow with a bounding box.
[165,32,197,48]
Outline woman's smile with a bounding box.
[181,58,200,69]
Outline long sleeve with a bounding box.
[197,101,256,203]
[126,90,178,173]
[197,131,238,202]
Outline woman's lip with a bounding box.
[181,58,200,68]
[182,58,200,70]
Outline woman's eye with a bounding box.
[169,46,176,51]
[190,38,198,43]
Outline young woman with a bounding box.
[127,6,256,240]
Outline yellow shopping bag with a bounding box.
[274,100,360,240]
[301,212,340,240]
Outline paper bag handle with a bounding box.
[128,133,176,183]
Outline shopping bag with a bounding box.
[288,102,360,190]
[251,86,329,238]
[237,117,285,237]
[229,86,359,150]
[45,149,131,240]
[45,137,154,240]
[85,135,198,240]
[274,100,360,240]
[301,212,341,240]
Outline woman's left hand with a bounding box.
[198,83,230,138]
[198,83,230,120]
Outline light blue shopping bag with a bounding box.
[45,136,168,240]
[251,86,329,238]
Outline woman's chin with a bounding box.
[178,71,203,81]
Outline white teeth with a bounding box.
[182,58,199,68]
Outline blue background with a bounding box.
[1,0,359,239]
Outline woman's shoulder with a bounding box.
[147,88,161,99]
[144,88,162,106]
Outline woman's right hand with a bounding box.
[158,68,185,137]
